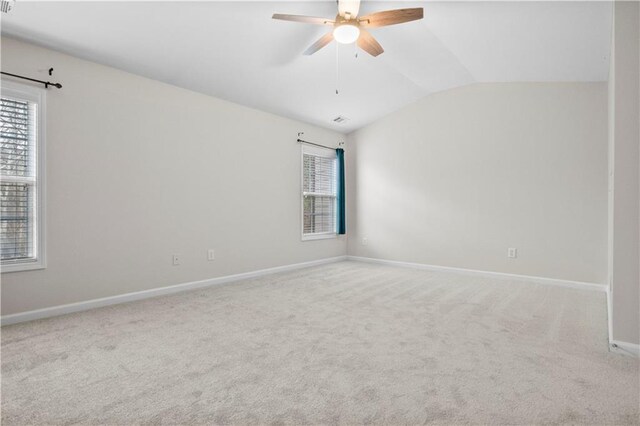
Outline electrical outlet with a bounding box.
[172,254,181,266]
[362,237,368,246]
[507,248,518,259]
[208,249,215,261]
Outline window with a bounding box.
[302,146,337,240]
[1,81,46,272]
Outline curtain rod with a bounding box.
[1,71,62,89]
[297,133,344,150]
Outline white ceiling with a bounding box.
[1,1,612,133]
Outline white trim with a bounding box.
[606,283,613,345]
[0,255,347,326]
[1,259,45,273]
[610,340,640,357]
[604,284,638,357]
[0,80,47,273]
[347,256,607,292]
[302,233,337,241]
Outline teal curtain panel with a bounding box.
[336,148,346,235]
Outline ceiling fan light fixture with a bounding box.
[333,23,360,44]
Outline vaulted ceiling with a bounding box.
[1,1,612,133]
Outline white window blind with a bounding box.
[1,82,45,272]
[302,147,337,239]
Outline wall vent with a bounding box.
[1,0,14,13]
[332,116,349,124]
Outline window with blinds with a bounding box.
[1,82,45,272]
[302,147,337,239]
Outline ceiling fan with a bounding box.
[272,0,424,57]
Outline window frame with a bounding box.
[300,145,338,241]
[1,80,47,273]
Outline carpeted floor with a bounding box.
[2,261,638,425]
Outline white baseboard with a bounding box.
[0,255,609,326]
[346,256,606,292]
[610,340,640,357]
[1,255,347,326]
[606,286,639,357]
[606,285,614,347]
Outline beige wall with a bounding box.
[1,37,346,315]
[1,37,625,327]
[347,83,609,284]
[608,1,640,346]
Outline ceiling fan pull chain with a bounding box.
[335,42,340,95]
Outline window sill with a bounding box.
[1,259,46,273]
[302,233,337,241]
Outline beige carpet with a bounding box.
[2,261,638,425]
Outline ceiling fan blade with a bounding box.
[272,14,334,25]
[338,0,361,19]
[359,8,424,28]
[304,32,335,55]
[357,30,384,57]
